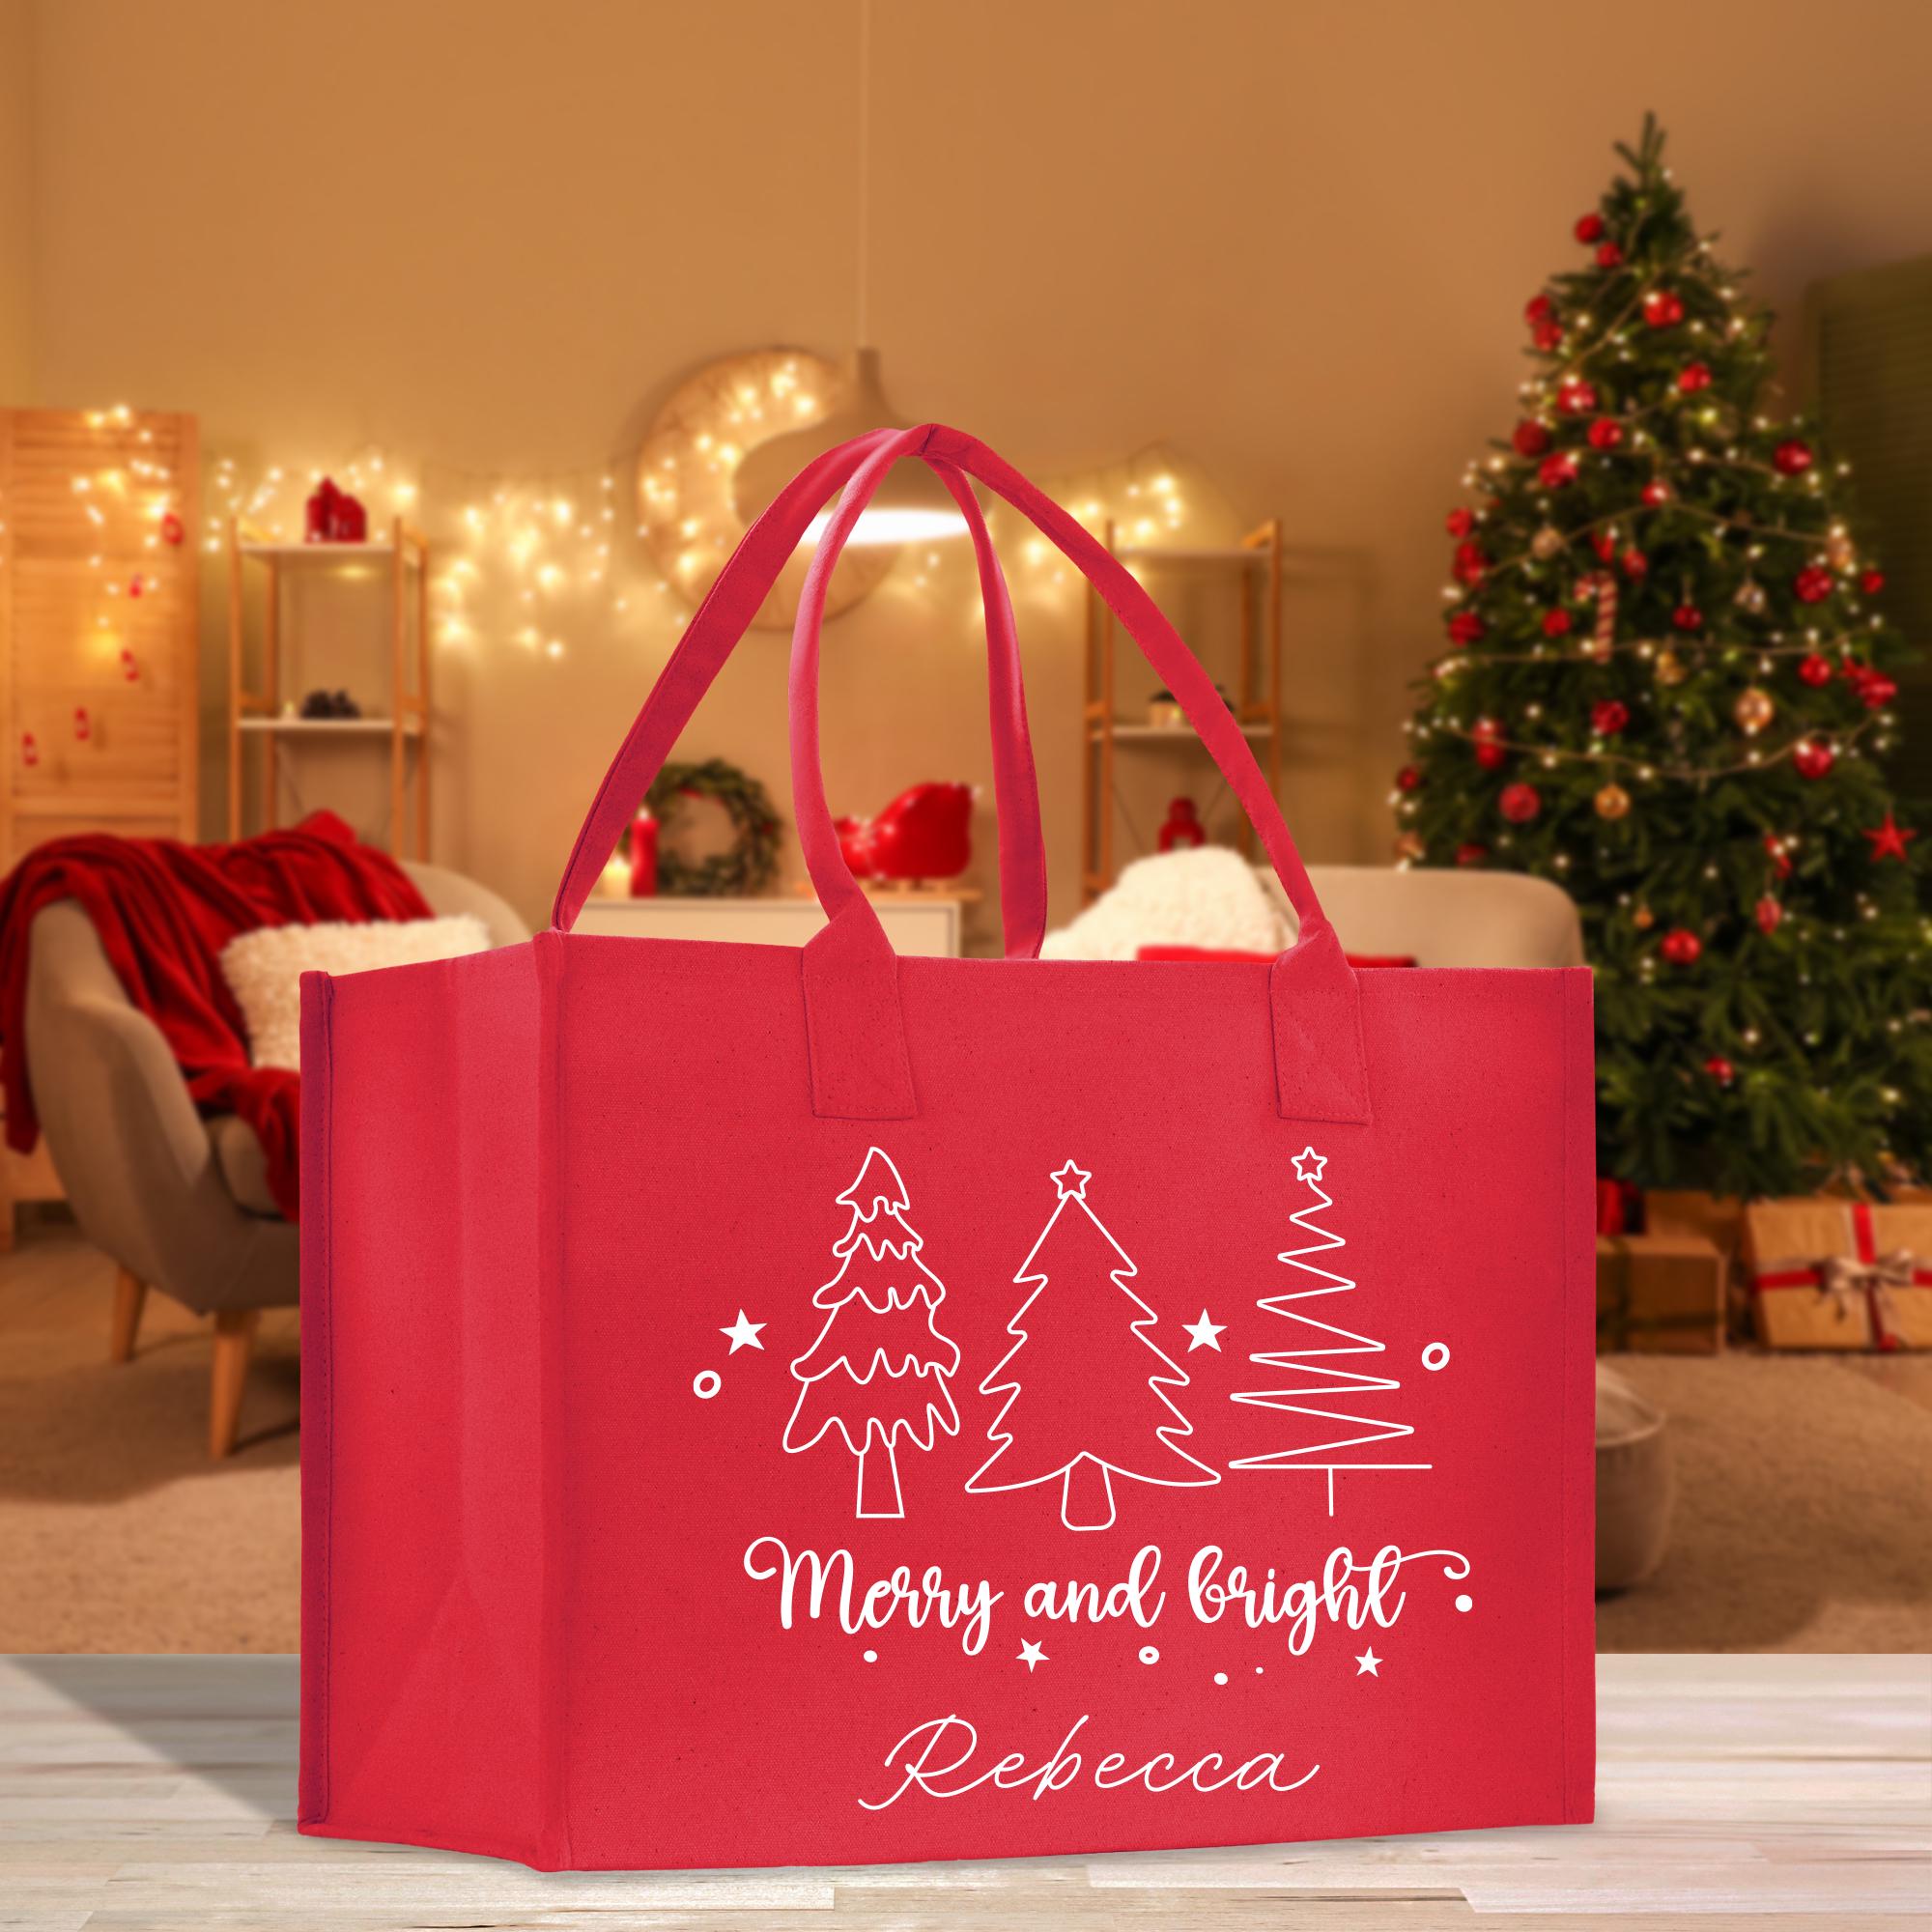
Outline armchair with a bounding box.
[22,862,529,1455]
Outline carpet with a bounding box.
[2,1230,1928,1652]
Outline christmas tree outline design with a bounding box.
[784,1147,960,1520]
[967,1158,1219,1533]
[1228,1145,1430,1516]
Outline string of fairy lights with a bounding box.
[203,383,1209,668]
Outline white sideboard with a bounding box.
[575,893,966,957]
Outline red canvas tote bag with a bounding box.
[298,423,1596,1872]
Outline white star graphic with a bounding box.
[1355,1647,1381,1677]
[720,1310,766,1353]
[1017,1638,1049,1671]
[1183,1309,1227,1351]
[1292,1146,1328,1184]
[1049,1160,1091,1202]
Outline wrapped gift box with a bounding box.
[1596,1233,1725,1353]
[1741,1197,1932,1351]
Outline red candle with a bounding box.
[629,810,659,896]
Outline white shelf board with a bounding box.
[237,716,418,735]
[240,541,421,568]
[1094,721,1274,743]
[1115,545,1271,566]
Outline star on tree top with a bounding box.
[1049,1159,1092,1202]
[1292,1146,1328,1184]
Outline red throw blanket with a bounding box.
[0,811,430,1220]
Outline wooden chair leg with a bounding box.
[209,1308,260,1460]
[110,1268,148,1363]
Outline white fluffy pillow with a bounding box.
[1040,846,1291,961]
[220,916,491,1070]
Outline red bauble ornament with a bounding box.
[1671,603,1703,632]
[1574,213,1605,243]
[1453,539,1487,586]
[1794,565,1834,604]
[1456,842,1490,867]
[1587,417,1625,451]
[1542,609,1574,639]
[1445,507,1475,538]
[1642,288,1685,328]
[1863,812,1918,866]
[1595,242,1623,270]
[1764,832,1794,878]
[1659,927,1703,966]
[1772,440,1814,476]
[1475,742,1508,771]
[1621,546,1648,578]
[1677,362,1713,394]
[1498,781,1542,824]
[1857,670,1898,710]
[1592,699,1631,736]
[1395,764,1422,792]
[1557,378,1598,414]
[1532,319,1564,352]
[1797,652,1834,687]
[1446,610,1486,645]
[1640,478,1672,507]
[1592,530,1617,564]
[1513,419,1552,457]
[1860,568,1885,595]
[1525,292,1554,326]
[1539,452,1579,490]
[1792,737,1836,781]
[1754,895,1782,935]
[1471,716,1502,741]
[158,510,184,547]
[1704,1057,1736,1087]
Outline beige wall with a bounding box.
[16,0,1932,934]
[0,0,33,401]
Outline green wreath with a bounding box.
[633,757,782,896]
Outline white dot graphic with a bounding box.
[1455,1594,1473,1613]
[1138,1646,1160,1665]
[692,1370,722,1399]
[1255,1665,1265,1674]
[1422,1342,1451,1372]
[863,1649,879,1662]
[1213,1672,1229,1686]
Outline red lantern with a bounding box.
[1157,797,1208,854]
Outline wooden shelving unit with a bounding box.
[226,518,431,857]
[0,408,201,867]
[1081,519,1283,903]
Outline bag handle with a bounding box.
[551,429,1048,959]
[790,425,1370,1127]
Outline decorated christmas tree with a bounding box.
[1230,1146,1422,1517]
[1400,117,1928,1198]
[967,1159,1217,1532]
[785,1148,959,1520]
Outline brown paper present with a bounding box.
[1740,1197,1932,1351]
[1596,1234,1725,1353]
[1643,1190,1745,1264]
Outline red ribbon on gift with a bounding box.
[1751,1202,1930,1352]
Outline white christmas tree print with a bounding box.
[785,1147,960,1520]
[967,1159,1219,1533]
[1229,1145,1429,1515]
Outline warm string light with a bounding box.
[206,428,1216,663]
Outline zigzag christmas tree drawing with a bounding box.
[1228,1145,1430,1516]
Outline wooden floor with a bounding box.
[1,1655,1926,1927]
